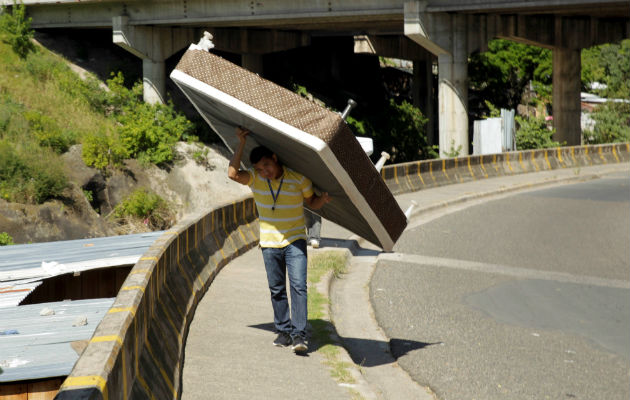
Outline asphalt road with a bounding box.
[370,171,630,400]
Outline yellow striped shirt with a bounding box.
[246,166,314,248]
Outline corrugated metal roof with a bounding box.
[0,231,163,308]
[0,231,164,280]
[0,281,43,309]
[0,298,115,382]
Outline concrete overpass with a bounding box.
[5,0,629,155]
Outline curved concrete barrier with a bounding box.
[55,196,259,400]
[382,143,630,195]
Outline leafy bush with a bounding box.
[81,130,129,171]
[112,188,173,230]
[0,1,36,59]
[0,140,67,203]
[0,232,14,246]
[347,99,434,163]
[515,115,561,150]
[104,72,194,166]
[583,101,630,144]
[24,110,76,153]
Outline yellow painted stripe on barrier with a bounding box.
[145,340,176,398]
[598,146,607,163]
[187,253,204,288]
[479,156,488,178]
[233,202,239,225]
[544,150,552,169]
[122,343,128,400]
[226,229,240,256]
[158,298,182,344]
[91,335,123,345]
[441,159,450,180]
[505,153,514,173]
[518,152,526,172]
[429,162,436,183]
[570,147,577,164]
[121,285,145,292]
[63,375,107,391]
[393,166,400,186]
[140,257,158,261]
[176,260,193,292]
[467,157,476,179]
[165,284,185,319]
[404,164,414,190]
[130,269,150,275]
[237,226,247,245]
[584,146,593,165]
[530,152,540,172]
[492,154,499,172]
[108,307,136,316]
[557,148,565,166]
[136,374,156,400]
[213,231,227,259]
[612,146,620,163]
[416,162,425,185]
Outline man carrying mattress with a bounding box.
[228,127,331,354]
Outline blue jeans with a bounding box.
[261,239,308,339]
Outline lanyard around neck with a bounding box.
[266,177,284,211]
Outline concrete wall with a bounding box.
[54,196,259,400]
[382,143,630,195]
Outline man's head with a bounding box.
[250,146,283,180]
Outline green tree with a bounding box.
[469,39,551,118]
[582,39,630,100]
[0,1,36,59]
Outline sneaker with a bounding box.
[309,239,320,249]
[291,336,308,353]
[273,332,292,347]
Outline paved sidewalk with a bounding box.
[181,163,628,400]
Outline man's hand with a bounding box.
[236,126,249,144]
[228,127,252,185]
[306,192,331,210]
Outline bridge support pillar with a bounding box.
[552,47,582,146]
[405,3,469,157]
[112,16,196,104]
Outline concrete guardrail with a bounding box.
[382,143,630,195]
[55,196,259,400]
[54,142,629,399]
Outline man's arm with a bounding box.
[305,192,331,210]
[228,127,251,185]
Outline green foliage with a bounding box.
[81,130,128,171]
[0,140,67,203]
[347,99,435,163]
[583,101,630,144]
[24,110,76,153]
[104,72,194,166]
[0,1,36,59]
[469,39,551,118]
[0,232,14,246]
[112,188,173,229]
[515,115,561,150]
[443,139,463,158]
[582,40,630,100]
